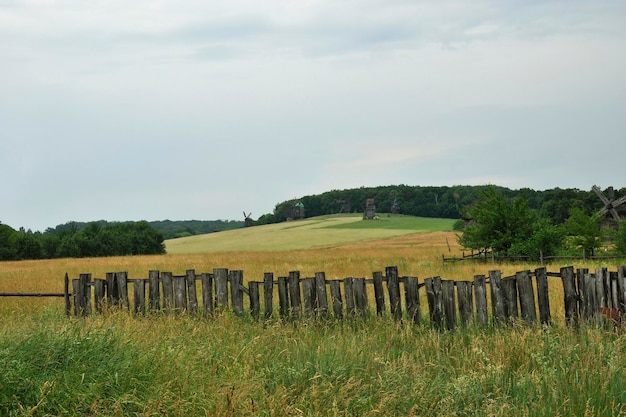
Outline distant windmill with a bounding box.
[592,185,626,229]
[243,211,254,227]
[390,192,401,214]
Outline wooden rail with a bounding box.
[65,265,626,329]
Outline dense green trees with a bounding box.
[0,221,165,260]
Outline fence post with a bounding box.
[289,271,302,320]
[134,279,146,316]
[302,278,316,318]
[315,272,329,318]
[456,281,473,327]
[264,272,274,319]
[230,270,244,315]
[201,273,214,317]
[353,278,368,318]
[404,276,420,324]
[502,277,518,324]
[516,270,536,326]
[117,272,129,311]
[577,268,590,320]
[344,278,355,317]
[618,266,626,314]
[149,270,160,312]
[186,269,198,315]
[489,270,506,325]
[535,267,551,325]
[64,273,71,317]
[93,279,105,314]
[386,266,402,321]
[249,282,260,320]
[442,280,456,330]
[372,271,385,316]
[425,277,443,330]
[161,272,174,314]
[173,274,187,314]
[560,266,578,327]
[214,268,229,309]
[278,276,289,318]
[329,280,343,319]
[106,272,118,306]
[473,275,488,326]
[595,267,608,309]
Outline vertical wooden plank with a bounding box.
[502,277,518,324]
[473,275,488,326]
[353,278,368,318]
[64,273,71,317]
[456,281,473,327]
[93,279,105,314]
[134,279,146,316]
[278,276,289,319]
[344,278,355,317]
[185,269,198,315]
[288,271,302,320]
[230,270,244,315]
[489,270,506,326]
[201,273,214,317]
[214,268,229,309]
[302,278,316,318]
[372,271,385,316]
[386,266,402,321]
[72,279,81,316]
[106,272,118,306]
[161,272,174,314]
[315,272,329,318]
[577,268,589,320]
[535,267,551,325]
[425,277,444,330]
[79,273,92,316]
[583,272,598,324]
[263,272,274,319]
[618,266,626,314]
[516,270,536,326]
[249,281,260,320]
[173,275,187,314]
[560,266,578,326]
[117,271,129,311]
[610,271,619,310]
[442,280,456,331]
[404,276,420,323]
[148,270,160,312]
[329,280,343,319]
[595,267,607,309]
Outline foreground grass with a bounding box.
[1,310,625,416]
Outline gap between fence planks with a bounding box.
[66,266,626,329]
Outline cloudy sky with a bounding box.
[1,0,625,232]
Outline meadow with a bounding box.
[1,215,625,416]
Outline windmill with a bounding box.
[390,192,401,214]
[243,211,254,227]
[592,185,626,229]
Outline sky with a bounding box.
[1,0,625,232]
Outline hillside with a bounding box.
[165,214,456,253]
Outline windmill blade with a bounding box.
[593,185,611,205]
[609,208,621,221]
[612,195,626,209]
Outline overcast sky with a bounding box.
[1,0,625,232]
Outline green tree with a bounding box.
[457,187,536,255]
[509,217,565,260]
[563,207,602,256]
[614,220,626,255]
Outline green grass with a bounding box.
[2,310,625,416]
[165,214,456,254]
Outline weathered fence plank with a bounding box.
[560,266,578,326]
[404,276,420,323]
[289,271,302,320]
[473,275,488,326]
[249,281,260,319]
[117,272,129,310]
[386,266,402,321]
[173,275,187,313]
[134,279,145,316]
[214,268,229,309]
[93,279,105,314]
[201,272,213,317]
[230,270,244,315]
[302,278,316,318]
[161,271,174,314]
[502,277,518,323]
[535,267,551,325]
[264,272,274,319]
[186,269,198,315]
[315,272,328,318]
[149,270,160,312]
[353,278,368,318]
[442,280,456,330]
[516,270,536,325]
[425,277,443,330]
[278,276,289,318]
[344,278,355,317]
[489,270,506,325]
[372,271,385,316]
[457,281,473,327]
[618,266,626,314]
[329,280,343,319]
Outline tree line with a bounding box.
[0,221,166,261]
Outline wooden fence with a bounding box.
[65,266,626,329]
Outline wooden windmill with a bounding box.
[592,185,626,229]
[243,211,254,227]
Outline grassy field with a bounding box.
[1,215,626,416]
